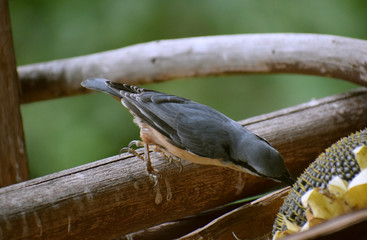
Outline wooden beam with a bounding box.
[118,193,263,240]
[18,34,367,103]
[0,88,366,239]
[0,0,29,187]
[178,187,291,240]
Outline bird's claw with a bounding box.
[148,171,161,186]
[143,143,162,185]
[159,151,184,173]
[119,140,144,157]
[120,140,161,185]
[169,156,184,173]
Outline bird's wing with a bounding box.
[173,107,234,159]
[106,81,234,159]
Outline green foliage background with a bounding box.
[10,0,366,178]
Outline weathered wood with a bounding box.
[0,88,366,239]
[119,204,244,240]
[118,194,257,240]
[140,188,367,240]
[178,187,290,240]
[0,0,29,187]
[18,34,367,103]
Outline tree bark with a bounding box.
[18,34,367,103]
[0,0,29,187]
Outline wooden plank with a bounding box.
[118,193,262,240]
[0,0,29,187]
[0,88,366,239]
[178,187,291,240]
[17,34,367,103]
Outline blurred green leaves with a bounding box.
[10,0,364,178]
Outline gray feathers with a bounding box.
[107,80,235,159]
[82,78,294,185]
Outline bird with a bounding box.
[81,78,295,185]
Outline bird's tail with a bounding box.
[81,78,121,99]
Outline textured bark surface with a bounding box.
[0,0,29,187]
[18,33,367,103]
[177,188,291,240]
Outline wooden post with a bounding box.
[0,0,29,186]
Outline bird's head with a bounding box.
[230,131,295,185]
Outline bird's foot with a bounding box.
[151,146,184,173]
[163,154,184,173]
[143,143,161,186]
[120,140,144,159]
[120,140,160,185]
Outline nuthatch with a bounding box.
[81,78,294,185]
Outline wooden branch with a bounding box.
[0,88,366,239]
[18,33,367,103]
[117,194,258,240]
[0,0,29,187]
[118,202,245,240]
[178,187,291,240]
